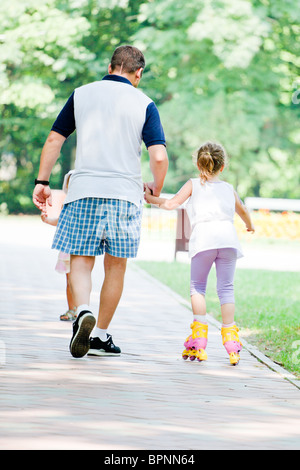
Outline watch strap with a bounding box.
[35,179,49,186]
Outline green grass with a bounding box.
[136,260,300,378]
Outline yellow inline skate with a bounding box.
[182,321,208,362]
[221,324,242,365]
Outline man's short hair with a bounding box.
[110,45,145,74]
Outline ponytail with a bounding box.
[197,151,214,183]
[196,142,226,183]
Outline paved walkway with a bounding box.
[0,216,300,450]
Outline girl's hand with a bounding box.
[143,184,152,195]
[41,213,49,224]
[144,186,156,204]
[246,224,255,233]
[41,214,58,226]
[144,179,192,211]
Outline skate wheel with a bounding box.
[196,349,208,362]
[189,355,196,361]
[182,349,189,360]
[229,352,240,365]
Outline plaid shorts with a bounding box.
[52,198,142,258]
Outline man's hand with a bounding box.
[143,181,159,197]
[32,131,66,214]
[33,184,52,215]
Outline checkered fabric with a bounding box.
[52,197,142,258]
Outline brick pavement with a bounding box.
[0,216,300,450]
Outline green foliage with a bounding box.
[0,0,299,212]
[0,0,143,213]
[0,0,92,212]
[137,0,300,197]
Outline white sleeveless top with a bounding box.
[185,178,243,259]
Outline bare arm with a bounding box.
[146,144,169,196]
[32,131,66,214]
[38,131,66,180]
[41,213,59,226]
[234,191,255,233]
[145,180,192,210]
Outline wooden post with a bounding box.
[175,208,191,259]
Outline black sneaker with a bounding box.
[69,310,96,358]
[88,334,121,356]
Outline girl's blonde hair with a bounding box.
[195,142,227,183]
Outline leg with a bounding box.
[190,250,216,320]
[215,249,242,365]
[59,273,77,321]
[191,293,206,317]
[89,199,141,356]
[183,250,216,362]
[215,248,237,324]
[221,303,235,326]
[66,273,76,311]
[69,255,96,358]
[88,253,127,357]
[69,255,95,307]
[97,253,127,329]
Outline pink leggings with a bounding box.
[190,248,237,305]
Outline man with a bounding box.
[33,45,168,358]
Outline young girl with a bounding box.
[144,142,255,365]
[41,170,76,321]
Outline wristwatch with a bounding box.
[35,179,49,186]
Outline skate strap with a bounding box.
[191,321,208,340]
[221,325,242,345]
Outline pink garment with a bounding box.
[55,251,70,274]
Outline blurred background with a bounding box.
[0,0,299,214]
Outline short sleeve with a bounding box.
[142,102,166,148]
[51,92,76,138]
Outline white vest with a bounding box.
[65,79,153,207]
[186,178,243,259]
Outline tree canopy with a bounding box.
[0,0,299,213]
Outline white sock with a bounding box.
[93,327,108,342]
[222,321,235,328]
[76,304,92,315]
[193,315,207,324]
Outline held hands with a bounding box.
[143,182,160,204]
